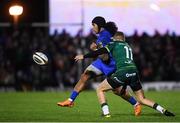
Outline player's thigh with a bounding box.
[85,64,103,77]
[134,89,145,101]
[129,72,144,100]
[97,79,113,92]
[129,72,142,92]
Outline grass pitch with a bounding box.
[0,91,179,122]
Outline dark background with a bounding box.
[0,0,180,91]
[0,0,48,23]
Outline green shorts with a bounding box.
[107,68,142,91]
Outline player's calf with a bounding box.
[113,88,142,116]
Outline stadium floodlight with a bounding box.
[150,3,160,11]
[9,5,23,27]
[9,5,23,16]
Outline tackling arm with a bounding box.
[74,47,109,62]
[84,47,109,58]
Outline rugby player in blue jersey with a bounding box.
[57,16,141,116]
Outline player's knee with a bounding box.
[96,87,101,94]
[80,72,90,81]
[96,85,104,93]
[112,90,119,95]
[96,86,101,93]
[84,70,96,79]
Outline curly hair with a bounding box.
[104,22,118,36]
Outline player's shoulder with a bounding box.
[99,30,111,38]
[109,41,115,44]
[98,30,111,40]
[101,29,111,35]
[113,41,126,45]
[108,41,117,46]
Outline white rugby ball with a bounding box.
[33,52,48,65]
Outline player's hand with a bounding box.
[90,42,97,51]
[74,55,84,62]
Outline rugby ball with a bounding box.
[33,52,48,65]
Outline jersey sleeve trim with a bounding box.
[105,46,110,53]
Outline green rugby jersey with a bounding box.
[105,41,137,71]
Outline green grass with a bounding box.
[0,91,179,122]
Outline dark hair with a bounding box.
[104,22,118,36]
[92,16,106,28]
[92,16,118,36]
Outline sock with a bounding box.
[101,103,110,115]
[69,90,79,102]
[153,103,166,114]
[129,96,137,106]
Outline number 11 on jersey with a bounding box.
[124,46,133,60]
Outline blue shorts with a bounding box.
[91,58,116,76]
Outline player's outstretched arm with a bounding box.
[74,47,109,62]
[84,47,108,58]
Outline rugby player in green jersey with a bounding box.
[74,31,175,117]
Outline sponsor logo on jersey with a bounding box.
[126,72,136,77]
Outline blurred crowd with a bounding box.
[0,27,180,91]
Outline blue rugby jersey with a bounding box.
[96,29,112,47]
[91,29,116,76]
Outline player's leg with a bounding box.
[112,88,141,116]
[99,58,140,113]
[96,79,113,117]
[57,70,93,107]
[57,64,102,107]
[113,88,138,105]
[113,87,133,103]
[130,74,175,116]
[133,89,175,116]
